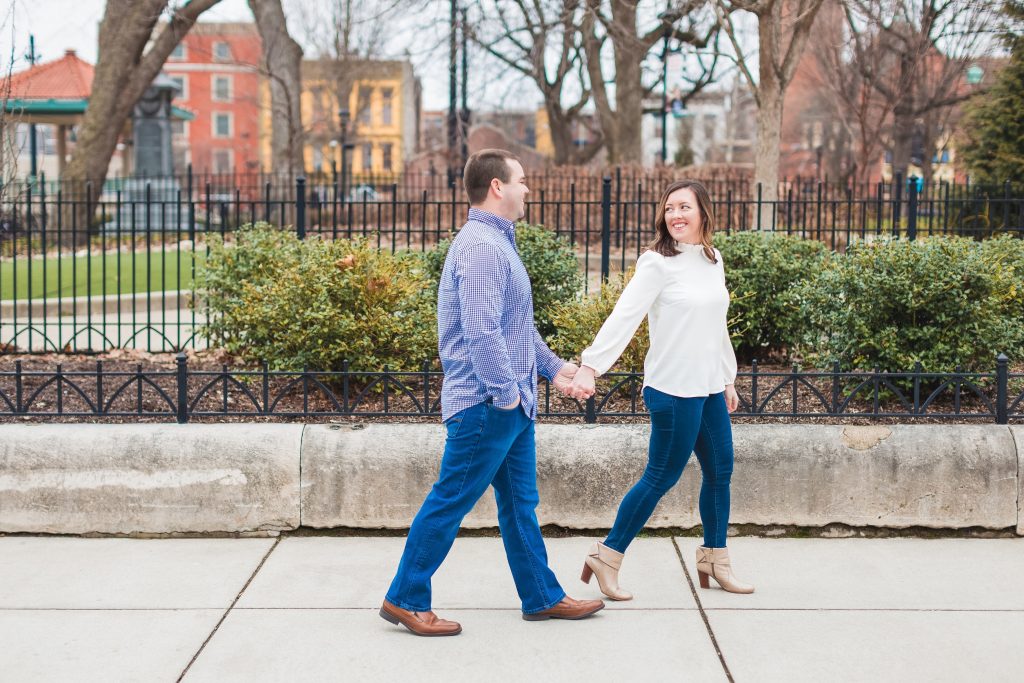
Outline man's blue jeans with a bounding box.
[385,401,566,614]
[605,388,735,552]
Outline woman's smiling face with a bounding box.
[662,187,703,244]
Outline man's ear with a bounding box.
[490,177,503,199]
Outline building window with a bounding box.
[213,112,233,138]
[212,149,233,174]
[362,143,373,171]
[311,86,326,124]
[358,86,373,126]
[169,75,188,101]
[213,41,231,61]
[171,120,188,138]
[382,143,393,171]
[381,88,393,126]
[169,43,186,60]
[312,146,323,172]
[212,75,232,102]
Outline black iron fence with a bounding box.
[1,172,1022,353]
[0,354,1021,424]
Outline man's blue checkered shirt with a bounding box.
[438,208,566,422]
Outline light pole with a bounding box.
[338,108,354,201]
[27,35,39,182]
[460,7,470,167]
[660,24,670,165]
[448,0,458,182]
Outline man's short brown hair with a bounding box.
[463,149,521,205]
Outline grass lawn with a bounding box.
[0,249,206,300]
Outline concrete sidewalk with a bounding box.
[1,535,1022,682]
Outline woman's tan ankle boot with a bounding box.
[581,542,633,601]
[696,546,754,594]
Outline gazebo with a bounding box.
[3,49,193,178]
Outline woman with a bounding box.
[569,180,753,599]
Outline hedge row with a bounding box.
[197,223,1024,372]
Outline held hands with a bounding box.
[553,362,596,400]
[567,364,597,401]
[724,384,739,413]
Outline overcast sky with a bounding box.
[0,0,547,112]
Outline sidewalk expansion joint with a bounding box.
[672,537,734,683]
[176,535,282,682]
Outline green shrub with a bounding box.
[716,231,829,360]
[425,222,583,338]
[198,222,303,326]
[547,268,649,373]
[798,236,1024,371]
[198,227,436,371]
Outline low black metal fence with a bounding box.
[1,354,1020,424]
[1,172,1022,353]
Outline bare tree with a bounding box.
[844,0,996,183]
[250,0,305,176]
[465,0,602,165]
[62,0,222,232]
[582,0,720,164]
[712,0,826,220]
[811,0,895,184]
[291,0,408,168]
[0,3,22,204]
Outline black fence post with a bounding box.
[176,352,189,424]
[296,176,307,240]
[585,395,597,424]
[1003,179,1011,231]
[907,177,918,241]
[600,176,611,281]
[15,360,23,414]
[996,353,1008,425]
[892,172,903,237]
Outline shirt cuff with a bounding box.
[537,354,565,382]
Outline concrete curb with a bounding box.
[0,290,193,319]
[0,424,302,534]
[0,423,1020,535]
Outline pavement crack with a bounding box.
[176,535,282,682]
[672,537,734,683]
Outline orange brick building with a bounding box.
[163,22,263,176]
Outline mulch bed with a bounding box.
[1,349,1021,425]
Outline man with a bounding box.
[380,149,604,636]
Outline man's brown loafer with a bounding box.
[522,596,605,621]
[379,600,462,636]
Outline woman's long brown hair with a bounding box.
[648,180,717,263]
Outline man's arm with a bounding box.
[457,243,520,407]
[533,329,565,382]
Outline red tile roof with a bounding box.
[4,49,94,100]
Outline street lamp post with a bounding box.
[661,24,670,165]
[448,0,458,181]
[338,108,354,202]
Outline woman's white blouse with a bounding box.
[580,243,738,397]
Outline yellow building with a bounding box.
[260,58,420,180]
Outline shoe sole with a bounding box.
[521,603,605,621]
[379,607,462,636]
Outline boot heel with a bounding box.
[379,607,399,625]
[697,571,710,589]
[580,563,593,584]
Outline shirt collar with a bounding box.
[467,207,516,235]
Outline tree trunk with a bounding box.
[62,0,222,241]
[754,85,784,230]
[612,48,645,163]
[610,3,644,164]
[250,0,305,178]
